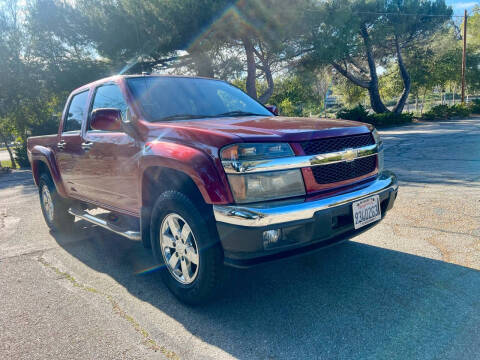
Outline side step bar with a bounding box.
[68,207,141,241]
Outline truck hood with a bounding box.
[145,115,372,144]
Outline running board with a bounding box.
[68,207,141,241]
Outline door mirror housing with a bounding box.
[90,108,122,131]
[265,104,279,116]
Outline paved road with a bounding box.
[0,149,11,162]
[1,118,479,359]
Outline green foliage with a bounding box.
[14,143,30,168]
[369,112,414,127]
[279,99,298,117]
[301,0,452,113]
[333,78,367,107]
[422,104,472,120]
[270,75,323,116]
[336,105,413,127]
[336,105,371,123]
[469,99,480,114]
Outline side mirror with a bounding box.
[90,108,122,131]
[265,104,279,116]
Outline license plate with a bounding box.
[352,195,381,229]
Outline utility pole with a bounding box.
[461,9,467,103]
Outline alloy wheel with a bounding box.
[41,185,54,223]
[160,213,200,284]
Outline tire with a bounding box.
[38,173,74,232]
[150,190,224,305]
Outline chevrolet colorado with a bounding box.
[27,74,398,304]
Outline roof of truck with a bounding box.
[71,74,220,94]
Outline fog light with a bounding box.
[263,229,281,249]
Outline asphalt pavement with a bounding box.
[1,118,479,359]
[0,149,11,162]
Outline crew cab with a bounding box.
[27,74,398,304]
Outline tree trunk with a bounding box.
[392,37,411,114]
[258,65,274,104]
[367,86,389,113]
[242,37,257,99]
[360,24,389,113]
[453,85,456,104]
[421,89,427,115]
[415,94,418,112]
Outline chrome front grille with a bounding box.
[300,133,375,156]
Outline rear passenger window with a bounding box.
[63,91,89,132]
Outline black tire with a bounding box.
[38,173,74,232]
[150,190,224,305]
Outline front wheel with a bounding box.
[150,191,223,305]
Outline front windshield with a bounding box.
[126,76,272,122]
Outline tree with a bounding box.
[301,0,452,113]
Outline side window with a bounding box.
[89,84,128,130]
[63,91,89,132]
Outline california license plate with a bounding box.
[352,195,381,229]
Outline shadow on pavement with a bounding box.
[0,170,36,192]
[52,222,480,359]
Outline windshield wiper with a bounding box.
[154,114,214,122]
[215,111,267,117]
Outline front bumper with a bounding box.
[213,171,398,267]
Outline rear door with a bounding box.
[55,90,90,195]
[75,83,140,214]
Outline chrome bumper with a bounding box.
[213,171,398,227]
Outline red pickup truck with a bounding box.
[28,74,398,304]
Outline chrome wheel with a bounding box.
[41,184,54,223]
[160,213,200,284]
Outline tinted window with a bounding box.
[91,84,128,116]
[126,77,271,122]
[64,91,89,132]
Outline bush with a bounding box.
[336,105,413,127]
[14,143,30,168]
[469,99,480,114]
[422,104,472,120]
[369,112,414,127]
[449,104,471,117]
[336,105,371,122]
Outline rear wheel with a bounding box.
[38,173,74,232]
[150,190,223,305]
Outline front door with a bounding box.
[55,90,90,196]
[75,83,140,215]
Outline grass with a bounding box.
[0,160,19,169]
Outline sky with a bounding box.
[446,0,479,16]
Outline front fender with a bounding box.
[139,141,233,204]
[30,145,68,197]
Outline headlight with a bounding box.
[227,169,305,203]
[221,143,294,161]
[220,143,305,203]
[372,128,382,145]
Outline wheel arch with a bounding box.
[139,164,221,249]
[30,146,68,197]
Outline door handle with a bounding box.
[81,141,93,151]
[57,140,66,149]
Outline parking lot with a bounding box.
[1,118,479,359]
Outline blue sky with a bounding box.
[446,0,478,16]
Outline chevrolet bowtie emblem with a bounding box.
[342,148,358,162]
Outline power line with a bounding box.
[354,11,465,17]
[302,9,471,18]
